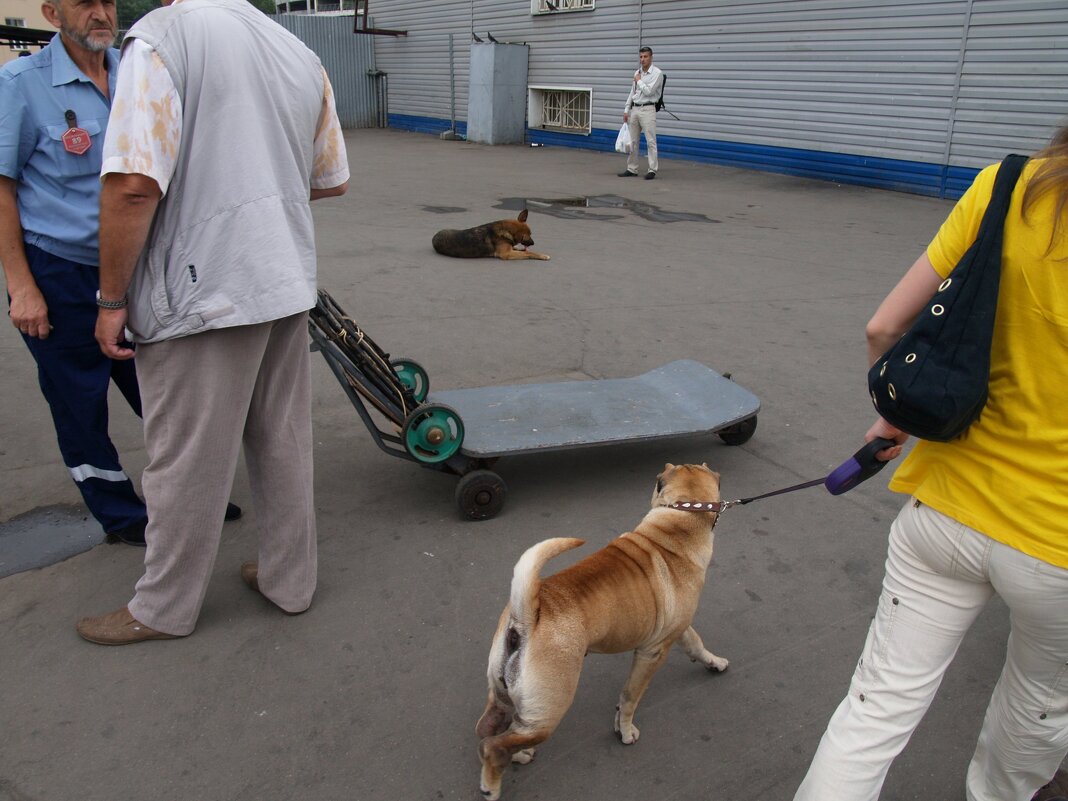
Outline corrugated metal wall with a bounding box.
[944,0,1068,191]
[273,14,379,128]
[366,0,1068,196]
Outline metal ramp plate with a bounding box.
[427,359,760,457]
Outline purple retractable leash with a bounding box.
[669,438,897,514]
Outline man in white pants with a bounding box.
[619,46,663,180]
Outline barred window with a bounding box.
[528,87,591,135]
[531,0,594,15]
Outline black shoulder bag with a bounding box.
[867,153,1028,442]
[655,74,666,112]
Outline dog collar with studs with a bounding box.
[668,500,730,513]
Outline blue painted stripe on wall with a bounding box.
[390,113,468,137]
[389,113,979,200]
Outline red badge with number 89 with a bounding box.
[62,127,91,155]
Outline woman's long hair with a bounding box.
[1022,125,1068,253]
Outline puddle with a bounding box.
[495,195,719,224]
[0,504,103,578]
[422,205,468,214]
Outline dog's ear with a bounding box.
[663,463,675,472]
[517,209,529,223]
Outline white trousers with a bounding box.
[795,499,1068,801]
[626,104,658,174]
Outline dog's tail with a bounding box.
[509,537,585,628]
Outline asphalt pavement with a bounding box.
[0,129,1046,801]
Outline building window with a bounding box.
[5,18,31,50]
[528,87,591,135]
[530,0,594,15]
[272,0,356,13]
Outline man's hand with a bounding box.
[623,112,629,123]
[95,307,134,360]
[866,418,909,462]
[8,284,51,338]
[634,70,641,81]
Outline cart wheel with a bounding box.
[455,470,507,521]
[718,415,757,446]
[402,404,464,463]
[391,357,429,403]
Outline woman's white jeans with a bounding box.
[795,499,1068,801]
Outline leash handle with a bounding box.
[824,437,897,496]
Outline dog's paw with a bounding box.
[706,655,729,673]
[618,724,640,745]
[511,747,536,765]
[690,652,729,673]
[539,254,551,261]
[613,707,640,744]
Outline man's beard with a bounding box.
[59,14,115,52]
[66,28,115,51]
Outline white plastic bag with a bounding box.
[615,123,632,154]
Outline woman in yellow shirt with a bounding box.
[795,129,1068,801]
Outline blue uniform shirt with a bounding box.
[0,34,119,266]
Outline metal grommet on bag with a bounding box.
[905,353,917,364]
[888,383,897,400]
[871,391,879,408]
[938,278,952,291]
[931,304,945,316]
[880,362,887,376]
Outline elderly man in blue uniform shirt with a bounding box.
[0,0,238,545]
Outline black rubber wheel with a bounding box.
[455,470,508,521]
[717,415,757,446]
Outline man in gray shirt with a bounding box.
[76,0,349,645]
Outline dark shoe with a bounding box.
[645,171,656,180]
[106,518,147,547]
[617,170,637,177]
[240,561,303,616]
[106,503,237,545]
[1034,769,1068,801]
[76,606,183,645]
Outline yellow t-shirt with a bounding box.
[888,159,1068,568]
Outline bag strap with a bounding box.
[975,153,1028,242]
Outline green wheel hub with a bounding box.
[402,404,464,463]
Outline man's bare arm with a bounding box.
[0,176,50,338]
[95,172,161,359]
[311,181,348,201]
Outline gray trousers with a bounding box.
[128,311,317,635]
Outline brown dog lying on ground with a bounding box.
[475,463,729,800]
[432,209,551,261]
